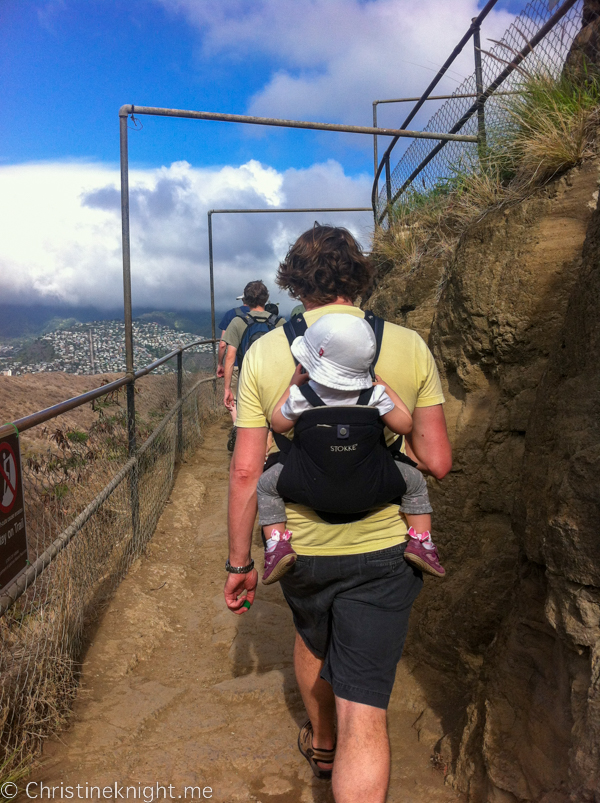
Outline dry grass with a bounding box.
[373,158,511,280]
[1,553,89,784]
[0,752,31,801]
[499,70,600,185]
[373,69,600,276]
[0,375,222,782]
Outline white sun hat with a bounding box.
[290,313,376,391]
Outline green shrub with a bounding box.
[498,68,600,184]
[66,430,88,443]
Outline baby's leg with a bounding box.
[396,461,445,578]
[256,462,287,539]
[395,462,433,532]
[257,462,296,585]
[404,512,431,535]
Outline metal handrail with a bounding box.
[372,92,515,105]
[119,104,478,144]
[0,374,217,617]
[133,336,214,376]
[0,337,219,439]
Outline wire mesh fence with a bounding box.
[375,0,586,221]
[0,348,222,779]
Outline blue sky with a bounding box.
[1,0,525,171]
[0,0,528,314]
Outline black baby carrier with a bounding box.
[272,311,413,525]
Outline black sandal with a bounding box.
[298,719,336,780]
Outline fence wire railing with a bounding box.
[374,0,585,223]
[0,341,223,777]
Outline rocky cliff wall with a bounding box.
[368,160,600,802]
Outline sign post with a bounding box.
[0,431,29,593]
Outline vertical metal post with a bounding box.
[120,109,140,541]
[373,102,379,179]
[473,19,487,161]
[373,102,380,227]
[120,111,136,450]
[207,211,218,406]
[384,155,392,212]
[177,350,183,460]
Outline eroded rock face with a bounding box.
[565,0,600,78]
[368,161,600,801]
[489,174,600,802]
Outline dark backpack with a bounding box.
[272,311,415,524]
[235,308,282,367]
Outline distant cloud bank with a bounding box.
[2,0,519,315]
[0,159,372,312]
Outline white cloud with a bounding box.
[158,0,515,125]
[0,159,372,313]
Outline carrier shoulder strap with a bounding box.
[300,383,374,407]
[298,383,326,407]
[283,313,308,364]
[271,313,309,457]
[272,379,325,457]
[356,386,375,405]
[363,310,385,379]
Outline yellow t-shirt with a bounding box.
[236,304,445,556]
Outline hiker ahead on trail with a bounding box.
[222,280,285,449]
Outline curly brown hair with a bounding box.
[276,224,374,305]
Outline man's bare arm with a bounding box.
[217,331,227,378]
[223,344,237,409]
[405,404,452,479]
[224,426,268,614]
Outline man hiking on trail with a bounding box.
[217,294,250,450]
[223,225,452,803]
[255,313,445,586]
[221,280,285,451]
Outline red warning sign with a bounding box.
[0,441,19,514]
[0,433,29,593]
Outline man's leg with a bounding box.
[294,633,336,766]
[333,698,389,803]
[321,545,422,800]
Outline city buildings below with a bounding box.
[0,320,213,376]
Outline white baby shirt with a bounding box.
[281,380,395,421]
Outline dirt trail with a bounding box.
[29,418,464,803]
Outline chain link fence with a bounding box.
[375,0,586,221]
[0,344,223,779]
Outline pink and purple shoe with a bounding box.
[404,527,445,578]
[262,529,297,585]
